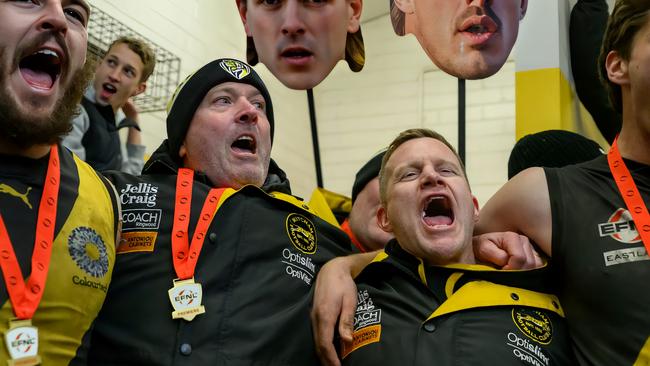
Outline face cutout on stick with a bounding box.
[390,0,528,80]
[237,0,365,90]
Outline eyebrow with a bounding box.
[210,86,263,100]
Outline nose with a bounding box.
[235,98,259,125]
[38,1,68,36]
[468,0,490,6]
[108,67,121,81]
[420,168,443,188]
[281,1,305,36]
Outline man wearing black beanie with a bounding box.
[81,58,351,365]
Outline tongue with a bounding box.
[20,68,53,89]
[423,215,452,226]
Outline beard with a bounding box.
[0,53,96,149]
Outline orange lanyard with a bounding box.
[171,168,224,279]
[0,145,60,319]
[607,137,650,254]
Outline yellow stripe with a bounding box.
[444,272,464,298]
[633,337,650,366]
[417,260,427,286]
[425,281,564,322]
[371,250,388,263]
[515,68,574,139]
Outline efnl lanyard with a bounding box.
[607,137,650,254]
[168,168,224,321]
[0,144,60,365]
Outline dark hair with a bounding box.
[390,0,406,36]
[108,36,156,82]
[598,0,650,112]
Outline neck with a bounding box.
[617,92,650,165]
[0,140,51,159]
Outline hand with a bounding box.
[122,98,139,121]
[473,231,543,270]
[311,256,359,366]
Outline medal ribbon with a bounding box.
[0,145,60,319]
[171,168,225,279]
[607,137,650,254]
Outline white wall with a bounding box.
[89,0,317,197]
[315,14,517,206]
[89,1,533,205]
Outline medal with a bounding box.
[168,169,225,321]
[168,278,205,321]
[4,319,40,366]
[0,145,60,365]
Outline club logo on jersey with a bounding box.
[598,208,641,243]
[512,307,552,345]
[68,227,110,278]
[286,213,317,254]
[0,183,32,209]
[220,59,251,80]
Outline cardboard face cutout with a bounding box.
[237,0,365,90]
[390,0,527,80]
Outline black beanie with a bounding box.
[508,130,604,179]
[166,58,274,161]
[352,150,387,203]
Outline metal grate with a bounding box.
[87,4,181,113]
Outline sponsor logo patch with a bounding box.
[281,248,316,285]
[341,325,381,359]
[512,307,552,345]
[219,59,251,80]
[286,213,317,254]
[0,183,32,209]
[603,247,649,266]
[119,183,158,209]
[506,331,551,366]
[68,227,109,278]
[121,208,162,231]
[598,208,641,243]
[117,231,158,254]
[354,290,381,331]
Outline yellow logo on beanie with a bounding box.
[219,59,251,80]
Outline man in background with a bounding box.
[63,36,155,174]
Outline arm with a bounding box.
[61,106,90,160]
[312,251,377,366]
[475,167,553,257]
[120,99,145,175]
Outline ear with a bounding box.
[132,82,147,97]
[377,206,393,233]
[471,195,480,224]
[236,0,253,37]
[519,0,528,20]
[606,50,629,86]
[347,0,363,33]
[395,0,415,14]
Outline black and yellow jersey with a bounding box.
[342,240,576,366]
[0,145,118,364]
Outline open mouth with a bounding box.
[460,15,498,35]
[422,196,454,227]
[19,49,62,90]
[281,47,313,59]
[231,135,257,154]
[102,83,117,95]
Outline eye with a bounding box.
[251,100,265,110]
[213,96,231,105]
[106,59,117,67]
[258,0,281,6]
[65,6,88,26]
[400,170,418,181]
[439,167,459,177]
[124,68,136,78]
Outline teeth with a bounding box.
[238,136,253,141]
